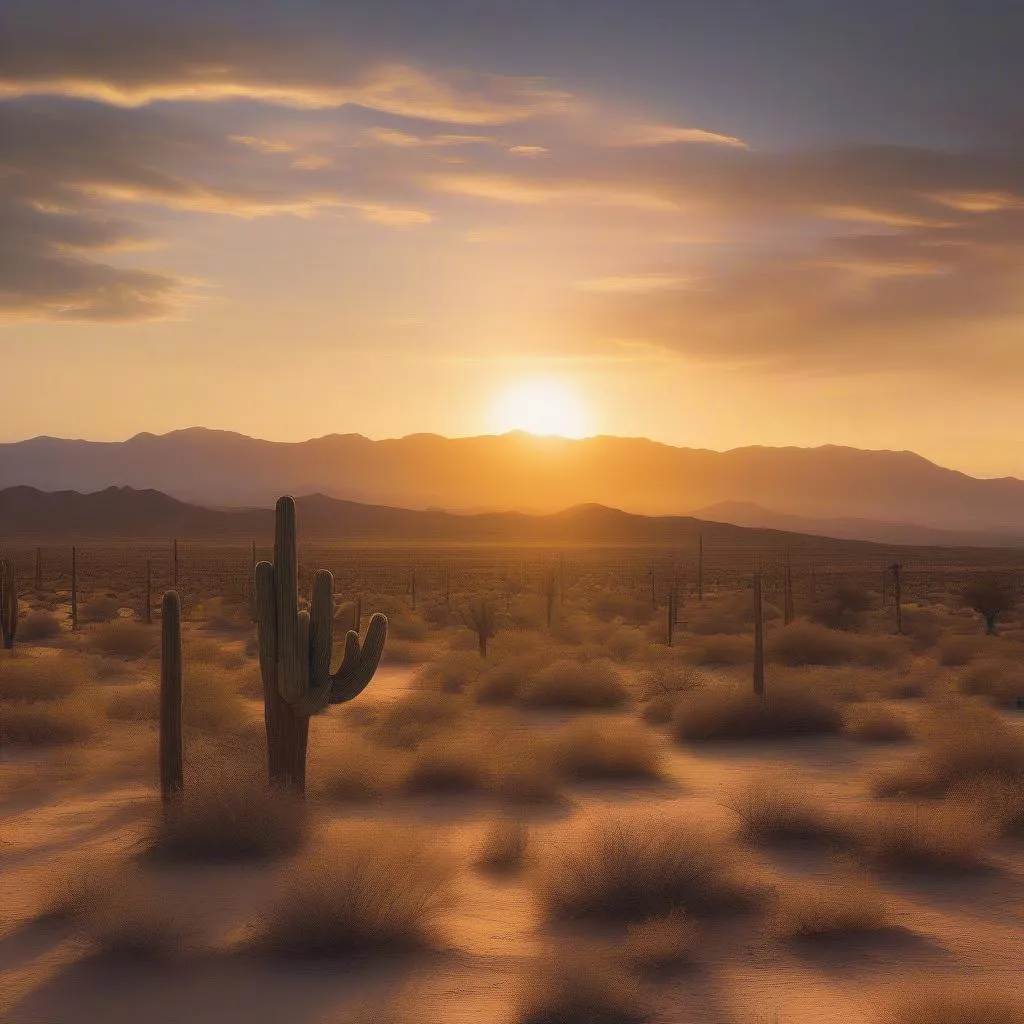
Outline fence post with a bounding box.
[783,549,794,625]
[35,546,42,591]
[891,562,903,634]
[144,558,153,625]
[753,572,765,697]
[697,534,704,603]
[70,545,78,631]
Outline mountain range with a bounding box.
[0,429,1022,544]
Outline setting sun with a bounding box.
[489,378,592,438]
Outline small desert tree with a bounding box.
[961,577,1017,635]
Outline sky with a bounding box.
[1,0,1023,477]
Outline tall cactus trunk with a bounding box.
[1,559,17,650]
[256,499,310,792]
[160,591,184,805]
[753,572,765,697]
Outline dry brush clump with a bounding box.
[17,610,62,642]
[308,730,411,801]
[767,622,903,669]
[672,682,843,743]
[620,910,699,973]
[149,752,307,861]
[726,774,851,847]
[853,798,999,872]
[871,706,1024,798]
[549,720,664,782]
[535,812,761,922]
[843,702,912,743]
[88,620,157,659]
[517,946,651,1024]
[517,657,629,710]
[252,825,456,956]
[771,873,892,941]
[957,657,1024,707]
[1,694,100,746]
[475,818,531,874]
[0,654,86,700]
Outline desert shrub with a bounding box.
[476,818,530,874]
[767,622,902,668]
[548,613,589,645]
[0,696,98,745]
[18,611,62,642]
[961,576,1017,634]
[958,658,1024,707]
[684,634,749,667]
[309,732,410,800]
[621,910,698,973]
[672,682,843,742]
[509,594,549,631]
[591,590,654,626]
[106,683,159,721]
[550,721,662,781]
[879,982,1023,1024]
[854,799,999,871]
[405,730,492,794]
[89,621,156,658]
[369,691,464,749]
[418,650,485,694]
[843,703,911,742]
[80,595,121,624]
[254,825,456,955]
[184,637,248,671]
[952,776,1024,836]
[518,658,627,710]
[936,634,986,667]
[726,774,849,846]
[809,583,873,630]
[591,623,647,663]
[150,756,307,861]
[872,708,1024,797]
[475,649,556,704]
[536,812,758,922]
[381,640,426,665]
[0,656,84,700]
[387,614,428,642]
[518,947,650,1024]
[771,874,891,940]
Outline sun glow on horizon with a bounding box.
[489,377,593,438]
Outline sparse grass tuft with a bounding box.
[518,946,650,1024]
[958,658,1024,707]
[0,695,98,745]
[18,611,62,642]
[254,825,456,956]
[309,731,410,800]
[621,910,699,973]
[0,656,85,700]
[536,812,758,922]
[476,818,530,874]
[772,873,891,940]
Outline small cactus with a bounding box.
[462,596,497,658]
[255,497,387,791]
[1,558,18,649]
[160,591,184,805]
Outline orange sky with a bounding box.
[1,2,1022,479]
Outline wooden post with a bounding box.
[666,588,676,646]
[697,535,704,603]
[172,538,179,589]
[35,546,42,591]
[783,550,794,625]
[159,591,184,806]
[891,562,903,635]
[70,545,78,631]
[144,559,153,624]
[753,572,765,697]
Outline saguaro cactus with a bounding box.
[255,497,387,792]
[463,597,497,658]
[160,591,184,805]
[1,559,18,649]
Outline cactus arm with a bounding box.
[274,496,304,703]
[290,570,336,716]
[1,559,17,649]
[329,613,388,704]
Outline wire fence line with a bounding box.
[2,539,1023,619]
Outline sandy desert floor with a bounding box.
[2,600,1023,1024]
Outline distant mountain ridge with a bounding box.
[0,429,1022,538]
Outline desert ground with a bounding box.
[2,571,1023,1024]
